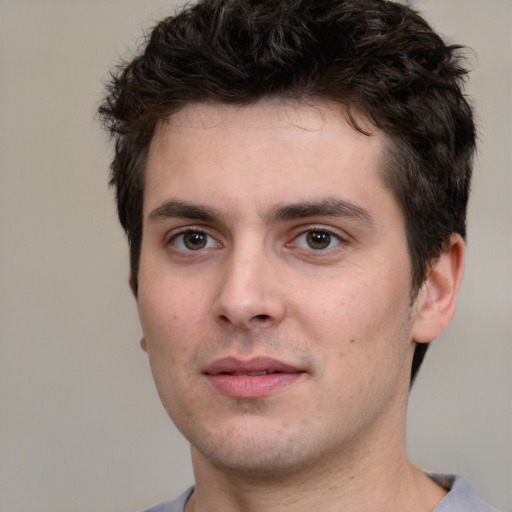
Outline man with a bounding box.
[99,0,499,510]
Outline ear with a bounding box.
[412,234,465,343]
[129,272,138,299]
[129,274,147,352]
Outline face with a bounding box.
[137,100,421,478]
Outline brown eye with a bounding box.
[184,232,207,250]
[172,230,217,251]
[293,230,343,251]
[306,231,332,249]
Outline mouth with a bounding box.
[229,370,281,376]
[204,357,305,398]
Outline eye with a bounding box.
[171,230,219,251]
[293,229,343,250]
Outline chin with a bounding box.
[201,446,316,478]
[189,420,323,478]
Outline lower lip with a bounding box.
[206,373,304,398]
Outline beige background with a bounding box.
[1,1,510,511]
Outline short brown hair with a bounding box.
[99,0,476,382]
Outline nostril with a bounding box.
[216,313,271,324]
[253,314,271,321]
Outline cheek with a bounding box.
[138,269,209,339]
[295,271,413,366]
[137,282,200,411]
[294,276,375,340]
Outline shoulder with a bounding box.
[138,479,501,512]
[430,474,501,512]
[140,487,194,512]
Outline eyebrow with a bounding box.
[267,198,374,227]
[148,199,219,222]
[148,197,373,227]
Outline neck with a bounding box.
[187,436,445,512]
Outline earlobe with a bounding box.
[140,337,147,352]
[412,234,466,343]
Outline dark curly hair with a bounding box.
[99,0,476,383]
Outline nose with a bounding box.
[212,246,286,330]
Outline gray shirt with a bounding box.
[141,474,500,512]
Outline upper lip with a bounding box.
[204,356,303,376]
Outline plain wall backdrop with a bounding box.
[1,1,510,510]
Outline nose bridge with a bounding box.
[213,237,285,329]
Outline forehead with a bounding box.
[144,100,395,221]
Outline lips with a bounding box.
[206,356,302,375]
[204,357,305,398]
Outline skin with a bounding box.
[136,100,465,512]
